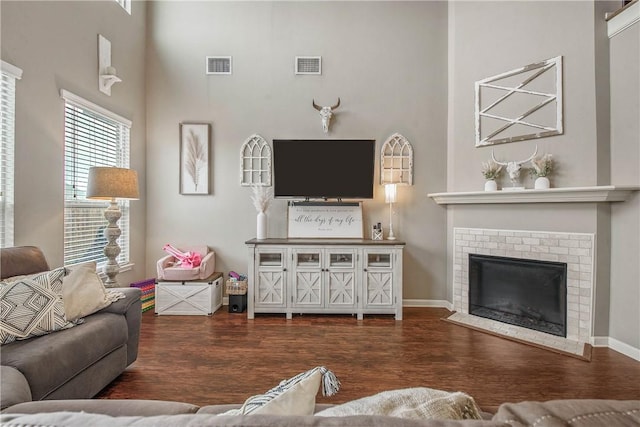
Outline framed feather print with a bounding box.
[179,123,210,195]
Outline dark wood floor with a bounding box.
[98,307,640,411]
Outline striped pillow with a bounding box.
[221,366,340,416]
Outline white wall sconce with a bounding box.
[385,183,398,240]
[98,34,122,95]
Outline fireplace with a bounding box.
[469,254,567,337]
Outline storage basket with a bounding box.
[226,279,247,295]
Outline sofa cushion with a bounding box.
[491,399,640,426]
[0,268,78,345]
[0,311,128,400]
[0,366,32,409]
[0,412,505,426]
[0,246,49,280]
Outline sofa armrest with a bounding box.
[0,366,32,410]
[199,250,216,279]
[98,287,141,315]
[96,287,142,366]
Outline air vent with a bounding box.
[295,56,321,75]
[206,56,232,75]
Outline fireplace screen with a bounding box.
[469,254,567,337]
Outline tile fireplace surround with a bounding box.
[451,227,595,358]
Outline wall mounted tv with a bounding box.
[273,139,376,199]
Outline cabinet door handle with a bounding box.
[363,268,368,272]
[283,268,287,272]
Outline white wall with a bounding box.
[0,0,147,284]
[609,21,640,350]
[145,1,450,300]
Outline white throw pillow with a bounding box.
[220,366,340,416]
[62,262,114,321]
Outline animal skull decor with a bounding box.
[312,98,340,133]
[491,145,538,187]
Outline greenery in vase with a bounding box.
[481,159,503,180]
[530,154,553,177]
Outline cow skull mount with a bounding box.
[312,98,340,133]
[491,145,538,188]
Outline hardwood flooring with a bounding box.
[98,307,640,411]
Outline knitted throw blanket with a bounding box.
[315,387,483,420]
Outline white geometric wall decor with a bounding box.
[240,134,272,186]
[380,133,413,185]
[475,56,563,147]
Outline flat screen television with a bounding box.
[273,139,375,199]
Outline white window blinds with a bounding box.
[61,90,132,267]
[0,61,22,248]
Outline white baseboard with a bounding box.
[403,299,453,311]
[592,336,640,361]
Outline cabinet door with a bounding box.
[292,249,323,308]
[255,250,287,308]
[363,250,395,308]
[325,250,357,308]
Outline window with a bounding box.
[0,61,22,248]
[114,0,131,14]
[61,90,132,267]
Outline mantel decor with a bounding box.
[180,123,210,195]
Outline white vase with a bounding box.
[256,211,267,240]
[484,179,498,192]
[534,176,550,190]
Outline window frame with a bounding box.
[0,60,23,249]
[61,89,134,271]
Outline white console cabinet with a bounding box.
[246,239,404,320]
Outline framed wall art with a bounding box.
[179,123,210,195]
[475,56,563,147]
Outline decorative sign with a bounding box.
[288,202,363,238]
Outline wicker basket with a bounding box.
[226,279,247,295]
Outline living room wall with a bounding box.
[0,1,147,285]
[144,1,450,302]
[447,0,639,354]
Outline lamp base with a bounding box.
[103,199,122,287]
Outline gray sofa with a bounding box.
[1,398,639,426]
[0,246,142,410]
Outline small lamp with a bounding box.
[87,166,139,287]
[384,184,397,240]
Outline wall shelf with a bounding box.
[428,185,640,205]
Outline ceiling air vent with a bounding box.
[295,56,321,75]
[206,56,232,75]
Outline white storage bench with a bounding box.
[155,272,223,316]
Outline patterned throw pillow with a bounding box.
[220,366,340,416]
[0,267,80,345]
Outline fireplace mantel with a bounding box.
[428,185,639,205]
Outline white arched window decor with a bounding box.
[380,133,413,185]
[240,134,272,186]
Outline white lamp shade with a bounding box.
[385,184,397,204]
[86,167,140,200]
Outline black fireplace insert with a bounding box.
[469,254,567,337]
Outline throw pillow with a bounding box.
[314,387,482,420]
[220,366,340,416]
[62,262,118,321]
[0,267,78,345]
